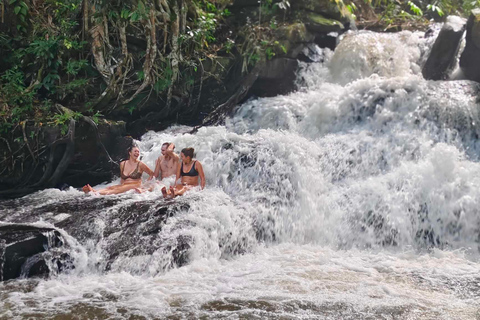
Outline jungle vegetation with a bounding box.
[0,0,478,136]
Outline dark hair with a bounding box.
[181,147,194,158]
[127,144,139,155]
[162,142,171,148]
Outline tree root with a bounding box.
[45,119,76,188]
[79,115,116,165]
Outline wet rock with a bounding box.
[230,0,265,7]
[250,58,299,97]
[275,23,315,44]
[291,0,351,24]
[64,120,128,187]
[423,15,467,80]
[273,23,315,59]
[304,12,345,34]
[0,224,68,281]
[460,9,480,83]
[50,196,193,272]
[0,120,129,195]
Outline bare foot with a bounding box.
[161,187,168,198]
[169,186,176,198]
[135,188,144,194]
[82,184,95,194]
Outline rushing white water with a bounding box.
[2,29,480,319]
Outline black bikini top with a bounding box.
[120,161,142,180]
[180,161,199,177]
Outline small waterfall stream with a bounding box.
[1,29,480,319]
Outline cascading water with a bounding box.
[1,29,480,319]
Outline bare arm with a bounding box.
[172,153,179,162]
[176,161,181,183]
[165,143,176,157]
[120,161,125,184]
[153,157,161,179]
[196,161,206,189]
[140,162,154,178]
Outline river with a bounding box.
[1,28,480,319]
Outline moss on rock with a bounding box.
[291,0,351,23]
[304,12,345,33]
[275,23,315,43]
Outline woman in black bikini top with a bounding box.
[177,148,204,188]
[180,160,199,177]
[162,147,206,199]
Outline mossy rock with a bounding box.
[304,12,344,33]
[291,0,350,23]
[275,23,315,43]
[202,56,235,80]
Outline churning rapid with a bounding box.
[2,29,480,319]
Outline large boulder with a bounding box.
[0,120,129,196]
[0,224,70,281]
[460,9,480,83]
[303,11,345,34]
[291,0,352,25]
[250,58,299,97]
[423,15,467,80]
[45,197,193,272]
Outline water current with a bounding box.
[1,29,480,319]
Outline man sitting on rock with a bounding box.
[135,142,179,194]
[154,142,179,180]
[148,142,179,191]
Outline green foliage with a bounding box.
[224,38,235,53]
[0,0,92,135]
[92,111,102,124]
[0,67,35,133]
[52,110,82,135]
[461,0,480,14]
[9,0,28,33]
[367,0,476,26]
[427,4,445,16]
[408,1,423,15]
[65,59,88,76]
[346,3,357,20]
[221,8,231,17]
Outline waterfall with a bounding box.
[1,29,480,319]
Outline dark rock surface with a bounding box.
[250,58,299,97]
[291,0,352,24]
[423,16,466,80]
[0,224,69,281]
[0,196,195,279]
[460,9,480,83]
[0,121,130,198]
[303,12,345,34]
[35,196,193,272]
